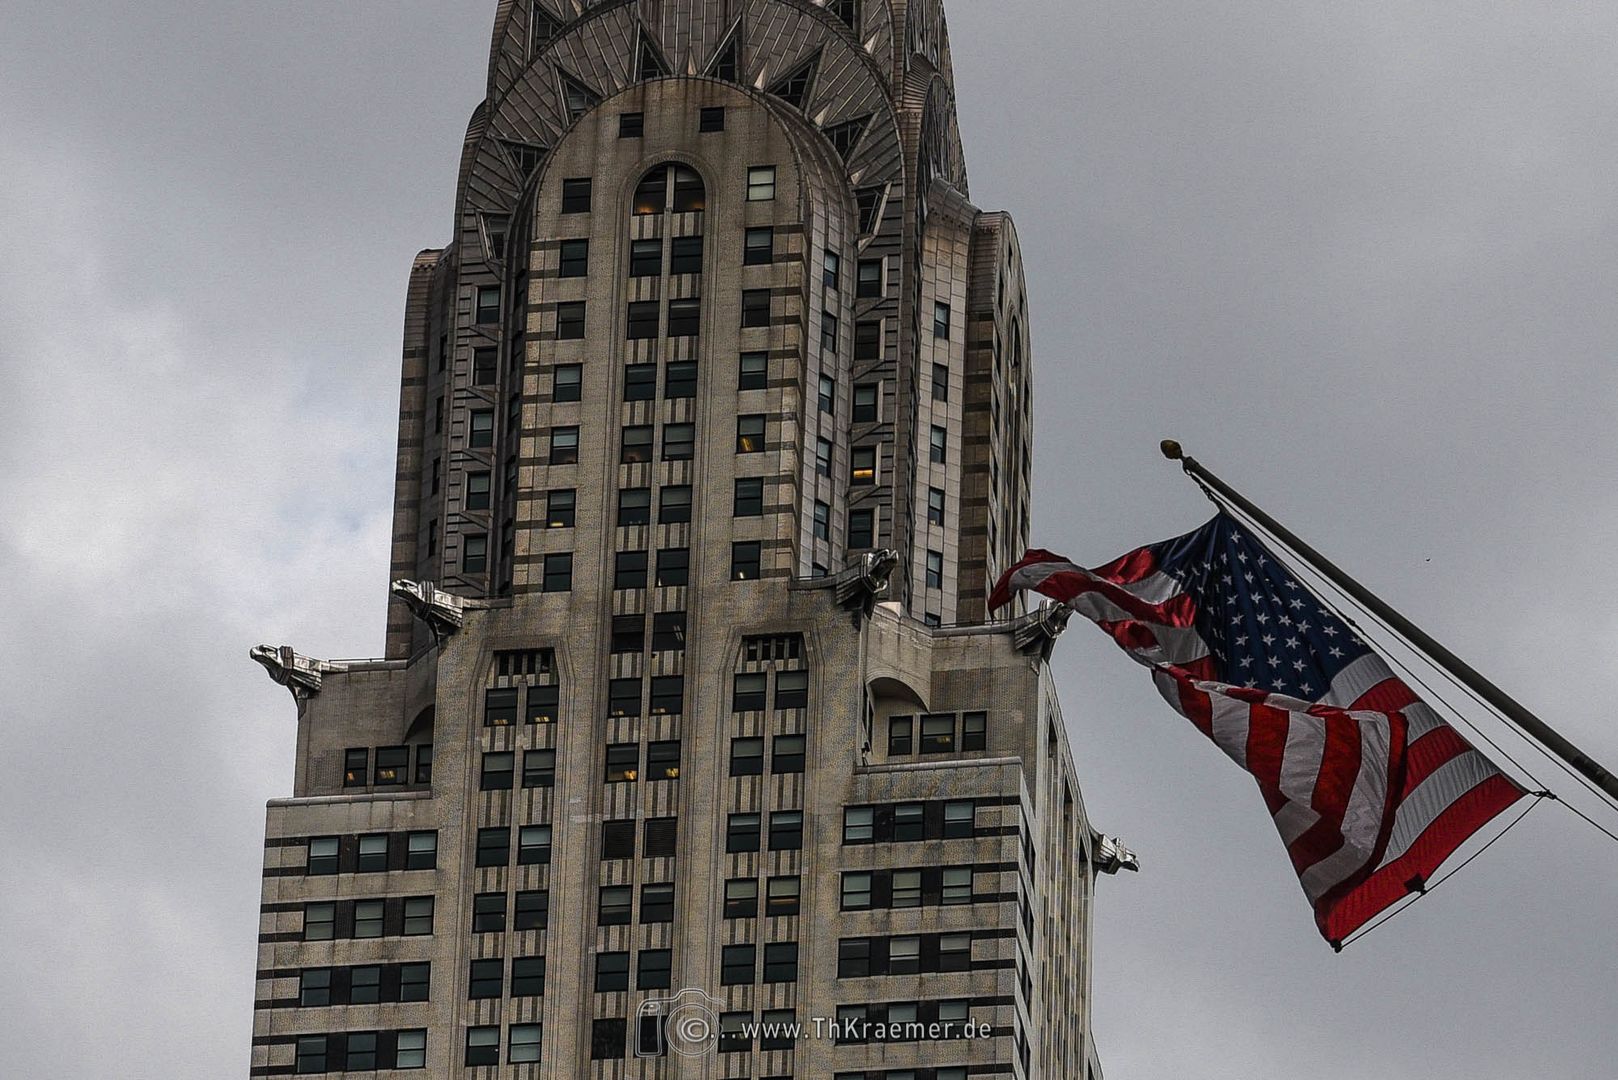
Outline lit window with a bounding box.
[546,488,575,528]
[527,685,559,723]
[850,446,876,485]
[747,165,776,201]
[672,167,705,213]
[605,744,639,783]
[650,676,684,715]
[633,167,667,214]
[342,748,368,788]
[731,541,762,580]
[647,739,681,778]
[736,415,766,452]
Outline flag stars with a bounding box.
[1285,637,1300,649]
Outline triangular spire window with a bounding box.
[530,3,560,55]
[768,53,819,110]
[708,26,741,82]
[559,73,600,122]
[823,115,870,160]
[637,31,671,80]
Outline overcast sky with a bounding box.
[2,2,1616,1077]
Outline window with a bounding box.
[476,827,509,867]
[347,967,378,1006]
[602,819,635,860]
[559,238,588,277]
[733,477,764,517]
[515,890,549,931]
[767,876,801,916]
[773,734,806,773]
[853,384,878,423]
[561,177,592,213]
[295,1036,327,1074]
[299,968,331,1006]
[606,744,639,783]
[546,489,576,528]
[890,935,922,974]
[476,285,501,324]
[665,360,697,398]
[888,716,914,755]
[620,111,644,137]
[611,613,643,655]
[670,235,703,275]
[596,951,630,990]
[932,362,949,400]
[394,1030,426,1070]
[841,872,873,910]
[466,1026,499,1067]
[306,837,338,875]
[627,300,659,339]
[469,958,502,999]
[764,942,799,982]
[430,458,440,495]
[733,672,766,711]
[472,893,506,933]
[930,425,947,463]
[598,887,627,932]
[518,824,552,865]
[652,611,685,651]
[303,902,336,941]
[731,541,762,580]
[641,882,675,924]
[727,812,761,853]
[942,866,974,905]
[927,487,945,525]
[700,106,725,132]
[462,534,488,574]
[624,363,657,401]
[469,410,494,448]
[591,1018,625,1060]
[414,744,434,784]
[857,258,882,297]
[843,806,875,843]
[933,300,951,338]
[741,289,771,327]
[848,508,875,549]
[638,948,672,990]
[465,471,491,511]
[730,737,764,777]
[775,670,808,709]
[892,869,923,908]
[647,739,681,779]
[738,351,768,390]
[354,900,384,939]
[744,227,774,265]
[821,311,839,351]
[549,426,579,464]
[542,553,572,592]
[644,816,678,857]
[837,938,872,978]
[943,800,976,838]
[527,686,559,723]
[667,297,701,336]
[725,878,759,919]
[814,436,833,478]
[661,422,695,460]
[630,238,662,277]
[894,802,925,841]
[672,167,705,213]
[473,346,497,384]
[512,955,546,994]
[656,547,689,587]
[823,249,841,289]
[608,677,641,717]
[634,168,667,215]
[747,165,776,200]
[939,932,972,971]
[854,319,881,361]
[769,811,803,850]
[481,751,515,790]
[621,424,654,463]
[614,550,648,589]
[556,301,586,339]
[925,550,944,590]
[850,446,876,485]
[719,1012,751,1053]
[618,487,651,526]
[962,711,987,750]
[403,896,434,936]
[722,944,756,985]
[818,374,836,413]
[736,415,766,453]
[510,1024,542,1064]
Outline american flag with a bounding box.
[990,513,1527,944]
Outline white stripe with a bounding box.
[1108,569,1185,605]
[1401,700,1447,741]
[1274,713,1327,843]
[1068,591,1209,666]
[1379,749,1501,864]
[1297,719,1392,902]
[1207,693,1252,770]
[1273,801,1321,847]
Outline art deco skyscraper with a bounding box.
[251,3,1128,1077]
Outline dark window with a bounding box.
[743,227,774,265]
[739,351,768,390]
[465,1026,499,1067]
[627,300,660,339]
[721,944,756,985]
[858,256,884,295]
[522,749,556,788]
[644,816,678,857]
[469,958,503,999]
[608,677,641,717]
[556,301,586,340]
[769,810,803,850]
[614,550,648,589]
[475,827,509,868]
[630,239,662,277]
[354,835,388,874]
[641,883,675,924]
[646,739,681,779]
[602,819,636,860]
[606,744,639,783]
[775,669,808,709]
[596,951,630,990]
[892,869,923,907]
[699,106,726,132]
[764,942,799,983]
[671,167,705,213]
[515,890,549,931]
[837,938,872,978]
[656,547,689,587]
[930,425,947,463]
[851,446,876,485]
[303,902,336,941]
[888,716,913,755]
[921,713,955,753]
[890,935,922,974]
[670,236,703,275]
[462,534,488,574]
[724,878,759,919]
[719,1012,751,1053]
[611,613,644,654]
[733,672,766,711]
[518,825,552,865]
[773,734,806,773]
[618,487,651,526]
[664,360,697,398]
[542,553,572,592]
[661,422,695,460]
[295,1036,327,1074]
[528,685,559,723]
[552,364,581,402]
[767,876,801,917]
[727,813,761,853]
[306,837,338,876]
[620,112,644,138]
[760,1008,795,1051]
[730,737,764,776]
[650,676,684,715]
[469,410,495,448]
[894,802,925,841]
[652,611,685,652]
[475,285,501,324]
[741,289,771,327]
[558,238,588,277]
[473,346,497,384]
[345,1033,377,1071]
[928,486,945,525]
[933,300,951,338]
[413,744,434,784]
[466,471,492,511]
[855,320,882,361]
[472,892,506,933]
[298,968,331,1007]
[821,311,839,352]
[853,384,878,423]
[962,711,987,750]
[667,297,701,337]
[659,485,693,523]
[511,955,546,995]
[939,932,972,972]
[841,871,873,910]
[823,249,841,289]
[546,426,580,465]
[932,361,949,400]
[638,948,672,990]
[734,477,764,516]
[402,896,434,936]
[481,752,514,790]
[736,415,765,453]
[848,508,874,549]
[943,800,976,838]
[925,550,944,590]
[546,489,575,528]
[591,1018,626,1060]
[818,374,835,414]
[342,748,368,788]
[561,177,592,214]
[624,363,657,401]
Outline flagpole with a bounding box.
[1160,439,1618,805]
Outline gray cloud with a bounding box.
[2,2,1615,1076]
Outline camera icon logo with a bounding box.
[635,987,725,1058]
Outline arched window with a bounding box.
[672,167,705,213]
[633,166,668,215]
[631,165,706,215]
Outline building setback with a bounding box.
[250,2,1126,1077]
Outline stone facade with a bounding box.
[251,3,1114,1078]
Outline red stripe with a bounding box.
[1089,544,1162,585]
[1348,674,1419,713]
[1399,723,1480,798]
[1283,713,1362,876]
[1244,703,1289,796]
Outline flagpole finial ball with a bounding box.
[1160,439,1184,461]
